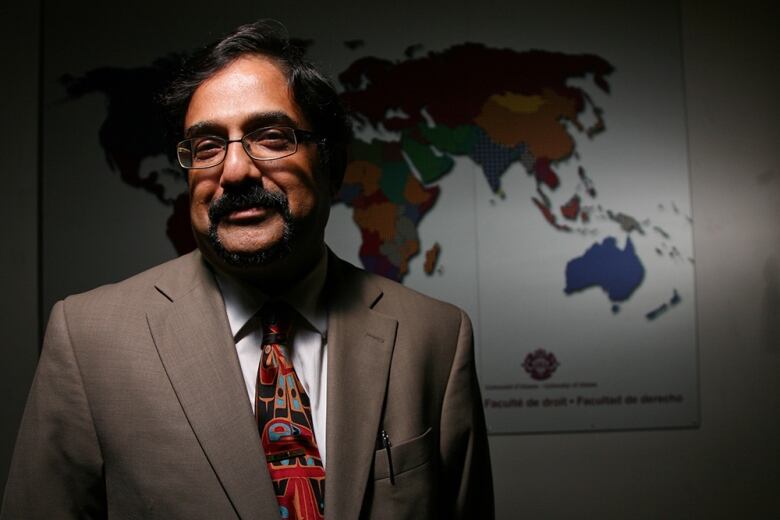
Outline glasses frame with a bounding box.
[176,126,322,169]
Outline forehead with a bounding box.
[184,55,307,133]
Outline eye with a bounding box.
[192,137,225,159]
[248,128,293,151]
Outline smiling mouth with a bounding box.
[223,206,277,223]
[208,185,290,231]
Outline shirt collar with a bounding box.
[215,250,329,341]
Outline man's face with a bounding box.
[184,55,332,280]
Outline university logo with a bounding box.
[522,349,560,380]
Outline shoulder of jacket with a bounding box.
[62,252,199,311]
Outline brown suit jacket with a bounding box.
[2,250,493,519]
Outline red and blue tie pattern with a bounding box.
[255,302,325,520]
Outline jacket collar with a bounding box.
[148,251,278,518]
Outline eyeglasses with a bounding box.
[176,126,322,169]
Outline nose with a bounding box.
[219,139,261,187]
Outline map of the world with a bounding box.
[56,7,698,433]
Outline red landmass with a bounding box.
[381,141,404,161]
[532,197,571,232]
[560,194,581,221]
[358,229,383,257]
[339,44,613,131]
[533,158,560,189]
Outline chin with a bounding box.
[202,213,297,269]
[216,243,291,269]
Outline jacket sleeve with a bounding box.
[439,309,495,519]
[1,300,107,519]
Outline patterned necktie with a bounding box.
[255,302,325,520]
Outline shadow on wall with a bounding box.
[763,255,780,351]
[60,56,197,256]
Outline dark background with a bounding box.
[1,1,778,517]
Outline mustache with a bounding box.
[208,184,289,224]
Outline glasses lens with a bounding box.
[244,127,297,160]
[176,142,194,168]
[188,136,227,168]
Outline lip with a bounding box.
[223,206,274,223]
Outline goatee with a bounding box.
[206,184,295,267]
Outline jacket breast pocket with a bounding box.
[365,427,435,519]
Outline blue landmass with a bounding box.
[564,236,645,302]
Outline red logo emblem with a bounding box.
[522,349,559,380]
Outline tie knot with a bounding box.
[260,301,294,345]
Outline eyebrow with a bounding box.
[184,111,302,137]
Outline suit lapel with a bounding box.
[146,252,277,519]
[325,257,398,519]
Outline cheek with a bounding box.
[287,183,318,214]
[286,155,331,216]
[189,174,220,202]
[188,176,220,228]
[272,170,318,216]
[284,178,331,223]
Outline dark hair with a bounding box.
[161,20,352,190]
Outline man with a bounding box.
[2,21,493,519]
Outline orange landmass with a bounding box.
[473,88,579,160]
[343,160,382,196]
[424,242,441,274]
[403,174,436,205]
[493,92,546,113]
[353,201,398,241]
[398,239,420,276]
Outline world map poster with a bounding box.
[44,1,698,432]
[321,5,698,433]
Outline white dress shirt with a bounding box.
[215,253,329,466]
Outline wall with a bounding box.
[1,1,777,516]
[0,1,41,497]
[490,3,779,517]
